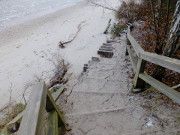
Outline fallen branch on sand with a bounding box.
[59,21,85,48]
[90,1,126,18]
[90,1,118,12]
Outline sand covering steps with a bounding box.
[58,37,178,135]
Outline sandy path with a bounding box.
[0,0,120,109]
[58,36,180,135]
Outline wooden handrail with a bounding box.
[127,26,180,72]
[126,26,180,104]
[140,52,180,73]
[139,73,180,104]
[18,82,66,135]
[7,85,65,128]
[18,82,47,135]
[127,28,144,57]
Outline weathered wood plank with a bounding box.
[127,27,144,56]
[47,111,58,135]
[18,81,47,135]
[139,73,180,104]
[7,111,23,126]
[140,51,180,73]
[46,91,66,132]
[107,39,117,43]
[126,45,138,71]
[83,64,89,72]
[51,86,65,102]
[126,36,131,45]
[133,59,146,89]
[97,50,114,58]
[8,85,65,128]
[99,48,113,51]
[100,46,113,50]
[103,43,112,46]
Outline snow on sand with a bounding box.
[0,0,121,109]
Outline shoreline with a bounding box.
[0,0,88,45]
[0,0,84,32]
[0,0,120,109]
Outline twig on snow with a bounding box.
[59,21,86,48]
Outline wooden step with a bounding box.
[97,50,113,58]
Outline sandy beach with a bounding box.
[0,0,120,109]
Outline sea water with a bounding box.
[0,0,83,28]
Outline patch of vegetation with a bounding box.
[0,103,25,134]
[111,23,127,37]
[115,1,142,23]
[174,116,180,125]
[115,0,180,92]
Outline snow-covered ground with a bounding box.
[0,0,121,109]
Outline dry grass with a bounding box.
[116,0,145,23]
[0,103,25,133]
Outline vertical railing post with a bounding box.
[126,30,131,56]
[133,58,146,92]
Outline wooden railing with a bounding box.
[126,26,180,104]
[17,81,66,135]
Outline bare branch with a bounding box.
[90,1,118,12]
[59,21,86,48]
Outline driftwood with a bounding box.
[104,19,111,34]
[59,22,85,48]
